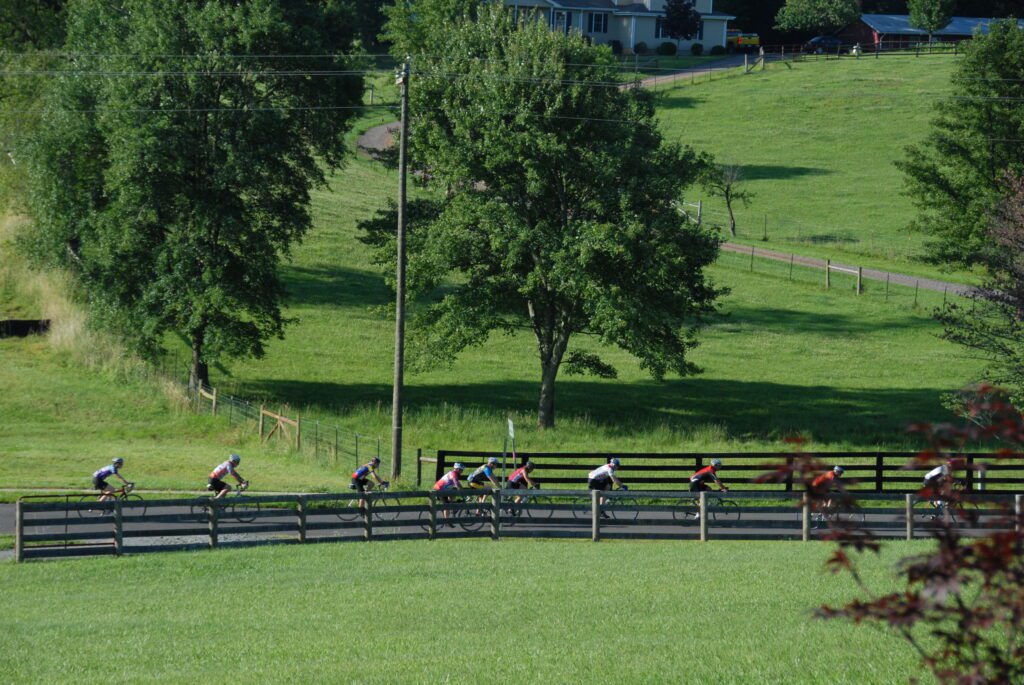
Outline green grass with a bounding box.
[655,55,975,282]
[0,535,12,550]
[0,540,929,683]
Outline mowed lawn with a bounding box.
[0,540,929,684]
[656,55,973,282]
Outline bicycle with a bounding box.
[572,488,640,523]
[672,492,741,523]
[191,481,260,524]
[811,499,866,530]
[335,481,398,522]
[913,482,979,527]
[504,485,554,522]
[78,483,144,518]
[418,493,487,532]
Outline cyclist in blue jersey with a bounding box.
[351,456,387,507]
[92,458,132,502]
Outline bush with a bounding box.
[633,41,648,54]
[609,39,622,55]
[657,41,677,56]
[690,42,704,56]
[709,44,726,56]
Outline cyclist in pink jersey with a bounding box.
[208,454,247,499]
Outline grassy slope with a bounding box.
[208,111,979,458]
[655,55,973,282]
[0,540,928,684]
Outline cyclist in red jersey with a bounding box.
[506,461,538,515]
[689,459,727,493]
[811,466,845,513]
[433,463,465,524]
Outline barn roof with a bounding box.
[861,14,1024,37]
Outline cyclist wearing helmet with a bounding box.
[507,461,537,490]
[588,458,626,492]
[433,463,464,493]
[92,458,130,502]
[352,457,386,493]
[208,454,247,499]
[923,462,953,491]
[811,465,844,491]
[690,459,727,493]
[468,457,502,490]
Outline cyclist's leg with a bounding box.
[209,477,230,499]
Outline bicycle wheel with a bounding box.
[123,493,146,518]
[671,498,699,522]
[76,494,107,518]
[334,498,362,522]
[229,496,260,524]
[709,499,741,523]
[190,498,213,523]
[610,497,640,523]
[571,494,593,520]
[373,495,402,523]
[524,495,555,520]
[457,498,485,532]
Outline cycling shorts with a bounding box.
[588,477,612,491]
[352,477,369,493]
[507,480,527,490]
[689,480,710,492]
[92,476,109,491]
[468,479,488,489]
[208,477,228,493]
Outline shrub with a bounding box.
[657,41,677,56]
[633,41,648,54]
[709,44,726,56]
[690,42,703,55]
[608,39,622,55]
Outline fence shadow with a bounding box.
[739,164,831,181]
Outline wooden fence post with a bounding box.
[258,405,265,441]
[785,456,794,492]
[699,491,708,541]
[875,454,884,493]
[114,499,123,555]
[1016,494,1022,535]
[211,388,218,416]
[905,494,914,541]
[295,415,302,451]
[825,259,831,289]
[297,496,307,543]
[363,497,372,542]
[416,448,422,488]
[491,490,501,541]
[208,502,219,549]
[857,266,863,294]
[15,500,23,563]
[428,491,437,541]
[802,499,810,542]
[591,489,601,542]
[965,455,975,491]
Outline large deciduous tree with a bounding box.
[27,0,364,390]
[663,0,702,42]
[774,0,860,33]
[908,0,955,43]
[897,21,1024,267]
[365,5,722,428]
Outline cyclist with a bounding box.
[351,456,388,508]
[506,461,538,515]
[589,458,626,518]
[811,466,845,517]
[208,453,248,499]
[92,458,131,502]
[467,457,501,491]
[433,463,465,524]
[922,462,955,517]
[689,459,728,493]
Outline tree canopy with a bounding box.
[774,0,860,33]
[664,0,702,41]
[365,5,722,428]
[908,0,955,40]
[897,21,1024,267]
[26,0,365,389]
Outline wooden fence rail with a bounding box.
[258,405,300,450]
[434,451,1024,493]
[16,490,1023,562]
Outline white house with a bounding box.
[504,0,734,53]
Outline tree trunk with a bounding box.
[727,202,737,237]
[538,361,558,429]
[189,331,209,392]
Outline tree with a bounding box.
[663,0,702,42]
[774,0,860,33]
[362,6,722,428]
[700,164,754,238]
[897,21,1024,267]
[0,0,65,50]
[908,0,955,43]
[26,0,364,390]
[380,0,480,57]
[937,173,1024,401]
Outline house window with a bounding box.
[588,12,608,34]
[656,17,669,40]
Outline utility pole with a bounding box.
[391,58,411,482]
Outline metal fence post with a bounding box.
[428,491,437,541]
[905,494,914,541]
[857,266,863,294]
[315,421,319,461]
[114,499,123,555]
[416,448,422,488]
[591,489,601,542]
[297,496,307,543]
[699,491,708,541]
[208,503,218,549]
[825,259,830,289]
[801,499,810,542]
[15,500,23,563]
[491,490,501,541]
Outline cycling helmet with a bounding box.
[525,460,535,470]
[833,466,844,476]
[609,458,621,467]
[370,456,381,465]
[229,453,241,465]
[940,463,951,476]
[488,457,499,465]
[453,462,465,471]
[112,457,124,466]
[710,458,722,467]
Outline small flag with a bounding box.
[507,418,515,440]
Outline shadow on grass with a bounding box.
[740,164,831,181]
[713,306,936,334]
[282,264,390,308]
[235,375,949,445]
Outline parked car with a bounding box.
[726,29,760,53]
[804,35,843,54]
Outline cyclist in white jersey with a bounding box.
[92,458,130,501]
[588,458,627,518]
[208,454,247,499]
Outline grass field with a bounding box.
[655,55,972,282]
[0,540,929,684]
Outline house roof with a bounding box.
[861,14,1024,36]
